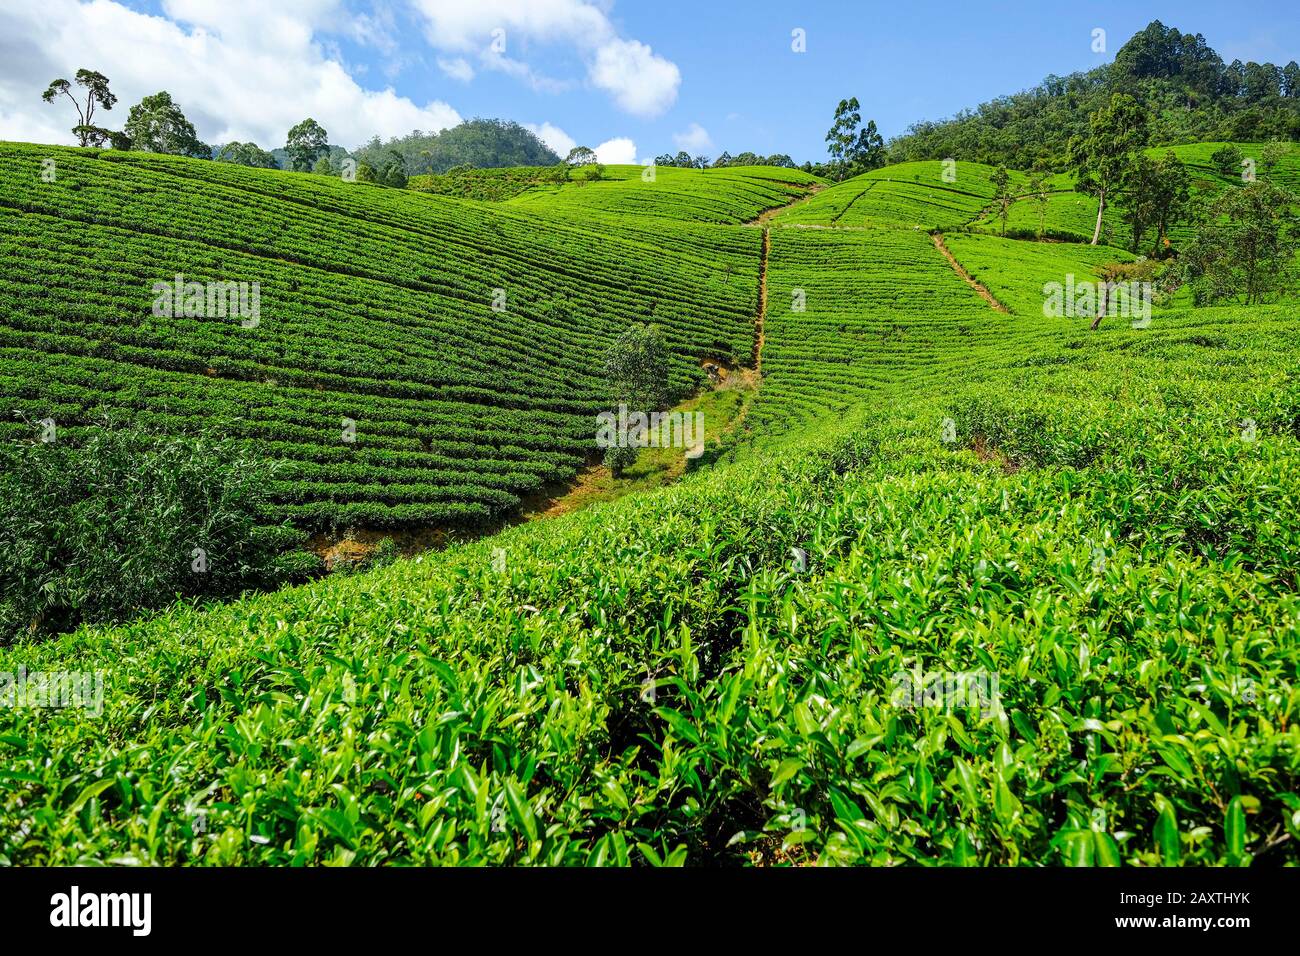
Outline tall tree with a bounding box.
[285,118,328,172]
[1182,181,1300,305]
[825,97,885,180]
[41,70,117,147]
[601,324,670,477]
[123,91,209,157]
[1068,93,1148,245]
[991,165,1012,236]
[566,146,599,166]
[825,97,861,180]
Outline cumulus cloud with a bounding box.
[672,122,713,153]
[0,0,461,151]
[589,39,680,118]
[594,136,636,164]
[410,0,681,116]
[523,123,632,164]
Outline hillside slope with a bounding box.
[3,145,1298,866]
[0,144,778,529]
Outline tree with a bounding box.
[601,324,670,477]
[1025,165,1052,238]
[355,161,378,184]
[1118,151,1191,255]
[1181,181,1300,305]
[215,142,279,168]
[285,118,328,172]
[1283,61,1300,98]
[123,91,209,157]
[382,163,408,188]
[566,146,598,166]
[1210,144,1243,177]
[1261,139,1288,176]
[825,97,886,180]
[672,150,692,168]
[825,97,862,178]
[41,69,117,147]
[352,120,559,176]
[1068,93,1147,245]
[991,165,1012,236]
[311,155,333,175]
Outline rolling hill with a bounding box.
[1,140,1298,867]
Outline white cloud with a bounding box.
[590,39,680,117]
[672,122,713,153]
[480,51,572,94]
[0,0,462,151]
[410,0,610,52]
[594,136,636,165]
[410,0,681,116]
[437,57,476,82]
[524,121,575,157]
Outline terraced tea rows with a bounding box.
[776,161,1019,229]
[0,144,768,528]
[745,227,997,440]
[509,164,821,224]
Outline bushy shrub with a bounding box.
[0,425,317,642]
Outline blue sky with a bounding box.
[2,1,1297,162]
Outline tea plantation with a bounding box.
[0,140,1297,867]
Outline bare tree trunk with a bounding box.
[1091,281,1110,330]
[1091,189,1105,245]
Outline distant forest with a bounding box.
[888,21,1300,167]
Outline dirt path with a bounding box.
[747,184,825,226]
[931,231,1010,313]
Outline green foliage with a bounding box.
[214,142,278,169]
[41,69,118,148]
[1069,93,1149,244]
[381,163,408,189]
[0,424,314,643]
[889,22,1300,169]
[1118,150,1192,255]
[825,97,885,180]
[604,324,671,410]
[409,166,553,201]
[285,118,328,173]
[122,91,209,158]
[566,146,598,166]
[0,142,767,528]
[1211,143,1244,176]
[352,120,559,177]
[1182,180,1300,304]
